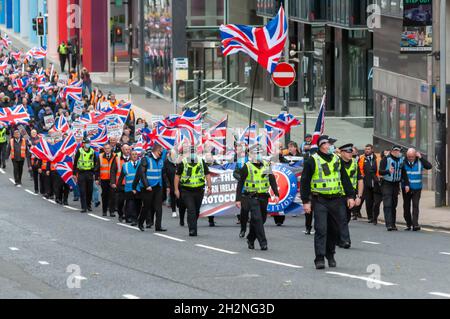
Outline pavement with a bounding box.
[0,167,450,299]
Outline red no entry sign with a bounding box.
[272,63,296,88]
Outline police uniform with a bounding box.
[73,141,99,212]
[176,156,211,236]
[300,136,355,269]
[98,152,117,217]
[0,125,7,168]
[134,150,167,231]
[235,147,279,250]
[117,159,141,225]
[379,146,410,231]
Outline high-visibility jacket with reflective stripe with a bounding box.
[404,160,423,190]
[99,153,116,180]
[180,159,205,188]
[344,158,358,190]
[123,161,141,193]
[244,161,271,194]
[78,148,95,171]
[0,128,6,143]
[142,156,163,188]
[10,138,26,160]
[311,154,343,195]
[383,156,404,183]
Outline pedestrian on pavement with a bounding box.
[58,41,69,73]
[117,149,141,226]
[300,135,356,270]
[110,144,131,222]
[134,143,167,232]
[338,144,364,249]
[6,129,30,186]
[0,123,8,169]
[358,144,383,225]
[379,145,410,231]
[98,143,117,217]
[235,144,280,251]
[174,147,212,237]
[402,148,432,231]
[73,138,99,213]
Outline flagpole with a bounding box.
[248,61,260,146]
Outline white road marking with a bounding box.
[9,247,19,251]
[8,178,15,184]
[46,199,57,205]
[117,223,140,231]
[38,261,49,265]
[326,271,398,286]
[25,189,38,196]
[439,231,450,234]
[154,233,185,242]
[64,206,79,211]
[429,292,450,298]
[362,241,381,245]
[195,244,238,255]
[439,252,450,256]
[88,214,110,222]
[123,294,140,299]
[0,168,5,174]
[74,275,87,281]
[252,257,303,269]
[421,228,435,232]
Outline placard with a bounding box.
[44,115,55,129]
[72,122,85,138]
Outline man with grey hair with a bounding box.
[402,148,432,231]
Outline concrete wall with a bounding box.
[19,0,29,40]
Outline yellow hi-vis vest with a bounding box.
[311,154,343,195]
[0,127,6,143]
[180,158,205,188]
[244,161,271,193]
[344,158,358,190]
[78,148,95,171]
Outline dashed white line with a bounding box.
[38,261,49,265]
[439,252,450,256]
[9,247,19,251]
[429,292,450,298]
[0,168,5,174]
[74,275,87,281]
[88,214,110,222]
[116,223,140,231]
[252,257,303,269]
[25,189,38,196]
[362,241,381,245]
[154,233,186,242]
[421,228,435,232]
[326,271,398,286]
[439,231,450,234]
[123,294,140,299]
[195,244,238,255]
[64,205,80,211]
[8,178,15,184]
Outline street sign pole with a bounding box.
[173,58,177,113]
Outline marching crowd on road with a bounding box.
[0,35,434,271]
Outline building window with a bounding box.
[409,104,417,146]
[419,106,428,151]
[399,102,407,141]
[388,97,398,139]
[380,94,388,136]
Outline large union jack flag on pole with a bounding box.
[311,93,327,150]
[56,158,77,189]
[219,6,287,74]
[0,105,30,126]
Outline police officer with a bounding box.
[402,148,432,231]
[111,144,131,222]
[134,143,167,232]
[98,143,117,217]
[0,123,7,169]
[379,145,410,231]
[6,129,30,186]
[235,145,280,251]
[338,144,364,248]
[117,149,141,226]
[300,135,356,269]
[174,147,212,237]
[73,138,99,213]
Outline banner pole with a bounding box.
[248,61,260,146]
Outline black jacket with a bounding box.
[359,154,382,191]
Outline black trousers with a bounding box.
[100,180,115,215]
[181,190,205,233]
[124,192,140,222]
[402,189,422,227]
[240,206,250,233]
[361,186,382,221]
[312,196,345,260]
[52,172,69,203]
[241,196,268,246]
[139,186,163,229]
[0,142,6,167]
[39,172,46,195]
[179,196,186,224]
[382,181,400,228]
[59,54,67,72]
[32,167,39,193]
[305,210,314,231]
[78,171,94,210]
[12,160,24,184]
[116,191,125,218]
[169,185,177,212]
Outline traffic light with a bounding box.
[32,18,37,31]
[37,17,45,36]
[114,26,123,43]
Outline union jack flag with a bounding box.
[27,47,47,60]
[30,133,77,163]
[10,51,22,61]
[203,116,228,152]
[162,110,202,131]
[60,81,83,102]
[0,58,8,75]
[311,93,326,150]
[56,158,77,189]
[54,116,71,134]
[92,101,131,125]
[1,34,12,48]
[33,68,46,85]
[264,112,301,154]
[0,105,30,126]
[220,6,287,73]
[141,125,177,151]
[13,77,30,94]
[238,123,257,146]
[89,125,109,152]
